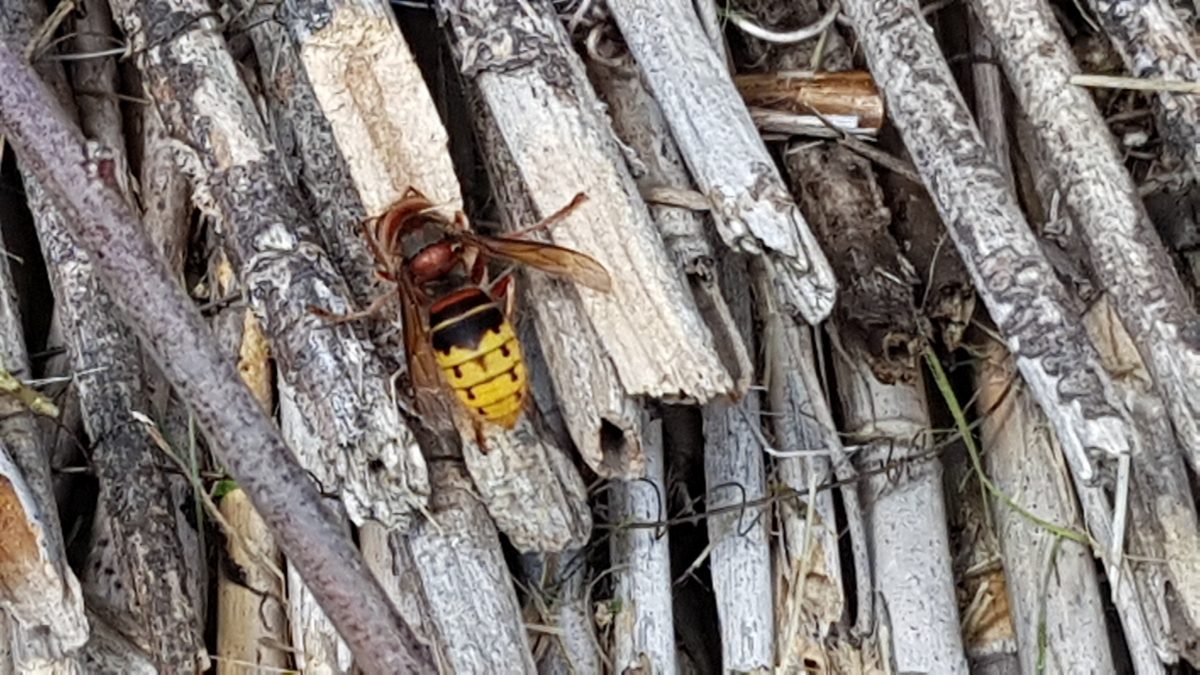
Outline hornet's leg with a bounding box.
[504,192,588,239]
[308,291,394,324]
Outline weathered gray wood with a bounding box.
[1085,0,1200,174]
[973,0,1200,474]
[734,6,877,655]
[606,0,837,323]
[611,414,676,674]
[438,0,734,416]
[209,277,289,675]
[762,310,863,665]
[584,45,752,394]
[977,347,1117,672]
[403,462,537,674]
[1085,299,1200,664]
[135,101,191,282]
[1011,95,1190,669]
[0,152,84,671]
[2,4,204,669]
[840,0,1139,501]
[245,0,591,552]
[519,551,603,675]
[968,27,1117,672]
[277,378,351,674]
[109,0,428,529]
[464,49,643,478]
[837,355,967,673]
[0,41,434,673]
[690,259,772,672]
[465,422,592,552]
[73,613,156,675]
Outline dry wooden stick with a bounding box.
[837,351,967,672]
[451,2,643,477]
[1082,0,1200,172]
[520,550,604,674]
[1012,113,1172,671]
[107,0,428,529]
[582,41,753,395]
[701,264,773,671]
[610,414,677,673]
[606,0,838,323]
[256,0,592,552]
[2,3,205,668]
[0,41,435,673]
[401,461,537,673]
[0,445,87,670]
[437,1,735,455]
[838,0,1140,566]
[972,0,1200,474]
[0,181,85,671]
[969,22,1117,673]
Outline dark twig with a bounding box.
[0,42,434,673]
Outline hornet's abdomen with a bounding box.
[429,287,527,429]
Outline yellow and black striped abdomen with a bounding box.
[429,287,527,429]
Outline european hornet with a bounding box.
[315,188,612,438]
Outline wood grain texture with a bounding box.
[466,51,644,477]
[973,0,1200,472]
[584,45,753,395]
[404,462,537,674]
[977,345,1116,673]
[836,359,967,673]
[606,0,837,323]
[701,261,773,672]
[0,40,434,673]
[286,0,462,215]
[249,0,591,552]
[438,0,733,404]
[840,0,1139,488]
[110,0,428,529]
[610,414,677,674]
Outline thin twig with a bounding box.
[1070,73,1200,94]
[0,43,434,672]
[725,1,841,44]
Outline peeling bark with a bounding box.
[438,0,735,413]
[2,4,204,669]
[973,0,1200,473]
[606,0,838,323]
[840,0,1140,499]
[0,41,435,673]
[465,54,643,477]
[110,0,428,529]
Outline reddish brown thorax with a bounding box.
[374,194,470,286]
[408,240,458,284]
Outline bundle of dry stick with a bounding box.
[0,0,1199,672]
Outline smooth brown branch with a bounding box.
[0,42,435,674]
